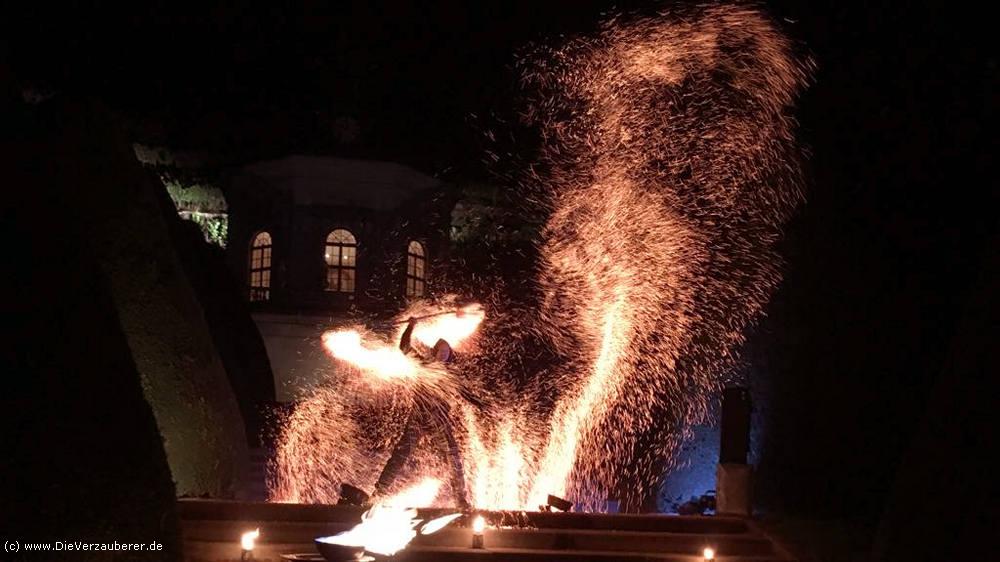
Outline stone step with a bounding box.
[181,520,776,556]
[178,500,795,562]
[400,545,791,562]
[417,527,776,556]
[178,500,748,533]
[280,548,791,562]
[188,543,790,562]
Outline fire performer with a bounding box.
[373,316,471,509]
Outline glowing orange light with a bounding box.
[703,547,716,561]
[407,303,486,350]
[421,513,462,535]
[321,330,418,380]
[317,478,450,556]
[240,528,259,551]
[471,515,486,549]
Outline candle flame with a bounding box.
[240,528,259,551]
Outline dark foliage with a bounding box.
[169,217,277,446]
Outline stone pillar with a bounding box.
[716,463,753,515]
[717,387,752,516]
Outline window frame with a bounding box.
[405,240,427,298]
[325,228,358,293]
[248,231,273,302]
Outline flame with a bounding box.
[321,330,418,380]
[240,528,259,551]
[409,303,486,350]
[472,515,485,535]
[704,547,716,560]
[319,303,485,382]
[317,478,458,557]
[421,513,462,535]
[377,476,443,507]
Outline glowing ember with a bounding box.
[317,478,459,556]
[528,292,630,506]
[240,528,259,551]
[270,4,810,512]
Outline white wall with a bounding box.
[252,313,348,402]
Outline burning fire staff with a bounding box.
[373,316,471,509]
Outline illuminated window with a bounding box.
[249,231,272,302]
[325,229,357,293]
[406,240,426,297]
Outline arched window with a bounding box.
[249,231,272,302]
[406,240,427,297]
[325,229,357,293]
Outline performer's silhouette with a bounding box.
[373,317,470,508]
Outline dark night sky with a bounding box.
[6,2,995,178]
[10,1,636,170]
[5,0,996,522]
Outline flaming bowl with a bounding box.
[314,540,365,562]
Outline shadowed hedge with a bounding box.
[1,98,180,560]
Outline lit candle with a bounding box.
[703,547,715,561]
[240,528,260,561]
[471,515,485,549]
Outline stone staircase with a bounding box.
[244,447,271,501]
[179,500,795,561]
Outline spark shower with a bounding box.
[271,4,812,511]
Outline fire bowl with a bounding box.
[314,539,365,562]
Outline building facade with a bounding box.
[224,155,455,400]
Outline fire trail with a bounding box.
[270,4,811,511]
